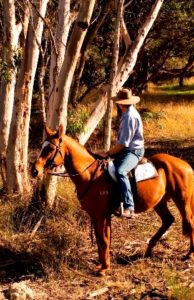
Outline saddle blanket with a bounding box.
[107,160,158,183]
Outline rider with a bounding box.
[102,88,144,218]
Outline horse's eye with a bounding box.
[41,145,54,156]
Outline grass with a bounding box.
[139,100,194,141]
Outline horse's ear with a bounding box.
[58,124,64,138]
[45,125,55,137]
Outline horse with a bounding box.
[31,124,194,276]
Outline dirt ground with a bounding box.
[0,141,194,300]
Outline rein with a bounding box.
[49,157,102,200]
[78,159,101,200]
[48,159,98,178]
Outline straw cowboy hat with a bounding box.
[113,88,140,105]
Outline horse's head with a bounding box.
[31,124,66,178]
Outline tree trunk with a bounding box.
[42,0,96,208]
[78,89,108,145]
[48,0,96,131]
[44,0,71,209]
[47,0,71,128]
[6,0,48,194]
[103,0,124,151]
[0,0,22,186]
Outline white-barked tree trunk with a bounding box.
[6,0,49,194]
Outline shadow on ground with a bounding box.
[0,245,45,283]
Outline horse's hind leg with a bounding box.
[145,196,174,257]
[173,189,194,259]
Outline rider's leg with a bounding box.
[114,151,139,211]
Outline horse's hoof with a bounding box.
[96,264,102,271]
[97,269,106,277]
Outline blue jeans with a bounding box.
[113,148,144,210]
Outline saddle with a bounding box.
[107,157,158,183]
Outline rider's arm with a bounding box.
[107,143,124,156]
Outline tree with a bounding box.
[0,0,22,186]
[47,0,96,131]
[5,0,49,194]
[103,0,124,151]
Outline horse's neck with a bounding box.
[63,135,95,183]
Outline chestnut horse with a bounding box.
[31,125,194,276]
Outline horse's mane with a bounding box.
[63,135,96,158]
[63,135,104,160]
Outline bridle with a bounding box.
[44,138,99,178]
[45,138,64,169]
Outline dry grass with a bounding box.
[139,101,194,141]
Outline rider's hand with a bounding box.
[98,152,109,158]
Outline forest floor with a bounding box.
[0,83,194,299]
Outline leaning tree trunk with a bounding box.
[78,0,164,146]
[0,0,22,187]
[5,0,48,194]
[116,0,164,88]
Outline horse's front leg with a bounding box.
[93,216,111,276]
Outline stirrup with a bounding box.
[113,202,124,217]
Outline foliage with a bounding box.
[66,105,89,137]
[73,0,194,97]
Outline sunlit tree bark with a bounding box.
[44,0,71,208]
[47,0,71,127]
[48,0,96,131]
[0,0,22,186]
[42,0,95,208]
[6,0,48,194]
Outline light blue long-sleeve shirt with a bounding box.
[117,105,144,150]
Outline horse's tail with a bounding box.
[191,172,194,219]
[182,171,194,236]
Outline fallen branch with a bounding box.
[87,287,109,298]
[30,216,44,238]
